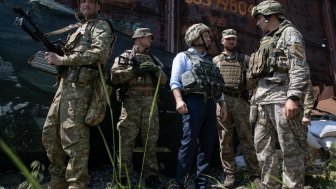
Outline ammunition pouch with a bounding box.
[249,50,274,79]
[67,67,80,82]
[66,66,98,83]
[181,51,225,100]
[181,70,197,89]
[249,104,258,124]
[265,78,286,85]
[127,90,154,96]
[85,77,108,126]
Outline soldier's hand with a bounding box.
[218,101,227,121]
[45,52,63,65]
[284,99,300,119]
[176,100,188,114]
[302,117,311,126]
[140,62,160,73]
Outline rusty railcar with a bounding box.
[58,0,336,97]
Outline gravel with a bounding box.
[0,163,252,189]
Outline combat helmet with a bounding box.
[251,0,286,20]
[132,28,153,39]
[75,0,102,7]
[184,23,210,46]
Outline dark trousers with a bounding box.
[176,94,217,189]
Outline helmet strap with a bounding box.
[264,15,271,22]
[200,34,208,51]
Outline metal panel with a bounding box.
[178,0,333,93]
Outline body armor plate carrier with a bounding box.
[214,53,248,91]
[180,51,225,100]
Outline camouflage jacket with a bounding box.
[63,17,114,68]
[111,46,167,90]
[303,80,315,118]
[253,20,310,104]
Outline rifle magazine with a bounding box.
[28,51,58,75]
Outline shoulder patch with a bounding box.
[292,43,304,59]
[290,35,301,44]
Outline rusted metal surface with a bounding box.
[315,97,336,115]
[322,0,336,96]
[56,0,336,97]
[178,0,334,97]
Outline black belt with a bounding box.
[127,90,154,96]
[224,91,242,98]
[184,93,215,102]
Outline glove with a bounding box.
[139,62,160,73]
[132,66,145,76]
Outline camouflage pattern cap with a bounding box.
[222,29,237,39]
[252,0,285,19]
[132,28,153,39]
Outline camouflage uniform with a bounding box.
[303,80,315,122]
[213,50,260,179]
[42,17,114,187]
[249,1,310,188]
[301,80,316,176]
[111,28,167,181]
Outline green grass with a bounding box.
[0,139,41,189]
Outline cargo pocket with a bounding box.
[181,70,197,88]
[77,67,97,84]
[64,32,83,50]
[256,105,268,126]
[63,99,76,129]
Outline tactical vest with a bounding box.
[64,21,93,54]
[181,51,225,99]
[64,18,115,55]
[214,53,248,90]
[249,21,290,79]
[63,18,115,83]
[128,52,158,88]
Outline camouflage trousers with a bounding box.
[42,81,91,185]
[217,96,260,177]
[254,104,305,189]
[301,125,316,175]
[117,96,160,179]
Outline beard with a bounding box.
[225,45,236,52]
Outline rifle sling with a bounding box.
[46,23,82,37]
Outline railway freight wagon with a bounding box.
[58,0,336,97]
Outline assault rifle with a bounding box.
[113,55,137,102]
[13,6,65,75]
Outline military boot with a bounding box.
[167,179,183,189]
[145,175,164,189]
[110,177,132,189]
[68,182,87,189]
[251,176,263,189]
[223,173,235,188]
[41,176,68,189]
[304,175,314,189]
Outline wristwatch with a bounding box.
[287,95,300,101]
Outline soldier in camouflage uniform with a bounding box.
[111,28,167,188]
[213,29,261,188]
[301,80,317,189]
[302,80,315,127]
[42,0,114,188]
[249,1,310,188]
